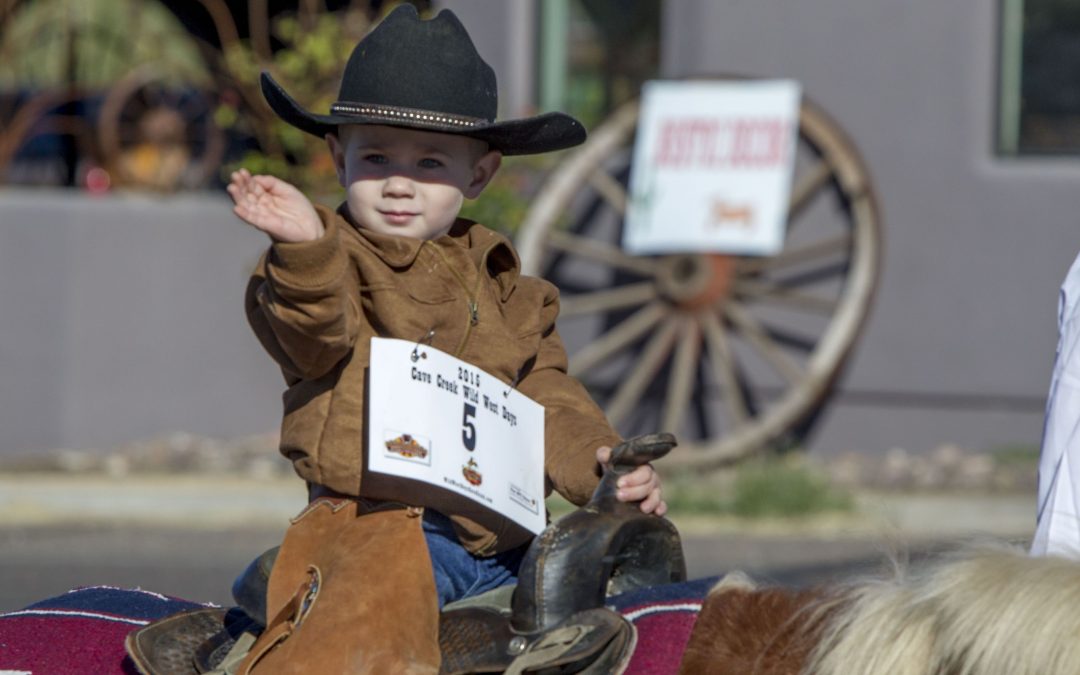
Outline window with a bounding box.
[998,0,1080,155]
[538,0,661,129]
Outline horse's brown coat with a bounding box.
[677,585,834,675]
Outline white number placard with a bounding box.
[366,337,546,534]
[623,79,801,256]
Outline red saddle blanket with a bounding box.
[0,578,717,674]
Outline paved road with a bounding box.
[0,523,285,610]
[0,525,1030,612]
[0,523,915,611]
[0,475,1036,611]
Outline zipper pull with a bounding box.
[468,300,479,326]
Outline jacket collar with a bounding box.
[338,204,522,300]
[464,223,522,302]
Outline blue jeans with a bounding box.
[422,509,528,609]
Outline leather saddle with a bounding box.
[126,433,686,674]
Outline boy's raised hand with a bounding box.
[227,169,325,243]
[596,446,668,517]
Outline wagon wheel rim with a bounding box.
[516,88,882,471]
[97,68,226,191]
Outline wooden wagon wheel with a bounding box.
[516,88,882,471]
[97,69,226,191]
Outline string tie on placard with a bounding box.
[410,329,436,363]
[504,366,526,397]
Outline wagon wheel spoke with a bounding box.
[734,279,839,315]
[700,309,750,429]
[724,301,806,385]
[660,317,702,433]
[560,282,659,317]
[787,159,832,223]
[587,168,629,215]
[605,319,681,427]
[737,233,851,275]
[194,0,240,46]
[546,230,659,278]
[569,301,669,378]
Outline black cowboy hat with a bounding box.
[260,4,586,156]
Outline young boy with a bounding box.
[226,5,665,672]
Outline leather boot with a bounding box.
[236,498,440,674]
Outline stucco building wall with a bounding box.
[661,1,1080,456]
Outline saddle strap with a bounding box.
[200,632,258,675]
[125,608,231,675]
[505,625,594,675]
[438,606,635,675]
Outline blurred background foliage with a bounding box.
[0,0,211,89]
[0,0,654,232]
[564,0,659,130]
[215,5,375,201]
[458,154,558,234]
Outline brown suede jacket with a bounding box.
[246,205,620,555]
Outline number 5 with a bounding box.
[462,403,477,451]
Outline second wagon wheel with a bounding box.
[515,88,882,471]
[97,68,226,191]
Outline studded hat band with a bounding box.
[329,102,488,128]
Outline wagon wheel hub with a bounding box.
[656,253,737,310]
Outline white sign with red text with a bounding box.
[623,79,801,256]
[366,337,546,534]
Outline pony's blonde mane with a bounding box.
[803,543,1080,675]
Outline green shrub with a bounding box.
[458,154,559,236]
[662,476,732,514]
[729,460,853,518]
[989,443,1040,467]
[215,7,376,200]
[664,456,853,519]
[547,456,853,521]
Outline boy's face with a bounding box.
[327,124,501,240]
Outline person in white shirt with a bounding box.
[1032,252,1080,557]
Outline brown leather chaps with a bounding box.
[236,498,440,674]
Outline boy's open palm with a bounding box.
[227,169,324,243]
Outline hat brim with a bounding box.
[261,73,586,156]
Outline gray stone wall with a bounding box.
[0,189,282,455]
